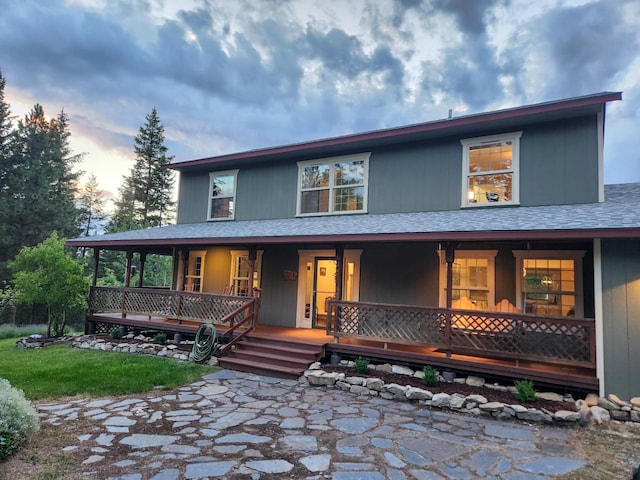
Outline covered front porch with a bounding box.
[85,286,597,392]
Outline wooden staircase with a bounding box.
[218,333,327,379]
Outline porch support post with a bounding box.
[248,247,257,297]
[122,250,133,318]
[333,246,344,335]
[335,245,344,301]
[445,243,455,309]
[92,248,100,287]
[125,250,133,288]
[137,252,147,288]
[444,242,455,355]
[181,249,189,290]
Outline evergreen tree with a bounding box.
[108,107,175,232]
[0,103,82,283]
[0,70,12,161]
[103,108,175,286]
[77,173,107,238]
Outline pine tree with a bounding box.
[109,107,175,232]
[77,173,107,238]
[104,108,175,286]
[0,103,82,283]
[0,70,12,160]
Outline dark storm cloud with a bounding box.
[303,27,403,83]
[524,2,637,99]
[418,0,519,111]
[0,0,636,186]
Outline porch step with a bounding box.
[218,334,326,379]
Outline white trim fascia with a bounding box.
[597,110,605,203]
[593,239,605,396]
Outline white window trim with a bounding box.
[512,250,586,317]
[183,250,206,292]
[296,152,370,217]
[460,131,522,208]
[437,250,498,308]
[207,169,239,221]
[229,250,263,296]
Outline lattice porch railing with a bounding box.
[327,300,596,368]
[88,286,255,327]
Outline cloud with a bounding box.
[513,1,639,100]
[0,0,637,188]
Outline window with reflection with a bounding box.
[461,132,521,207]
[208,170,238,220]
[513,250,585,317]
[297,153,369,216]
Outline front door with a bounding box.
[296,249,361,328]
[311,257,337,329]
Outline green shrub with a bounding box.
[353,356,369,374]
[514,379,537,403]
[109,328,122,340]
[422,365,438,387]
[0,378,40,461]
[153,333,167,344]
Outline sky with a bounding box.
[0,0,638,205]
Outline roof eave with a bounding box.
[167,91,622,171]
[65,226,640,250]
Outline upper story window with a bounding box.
[208,170,238,220]
[461,131,522,207]
[297,153,370,216]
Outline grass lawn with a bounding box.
[0,337,216,400]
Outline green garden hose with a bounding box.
[190,323,217,363]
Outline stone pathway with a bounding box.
[37,370,586,479]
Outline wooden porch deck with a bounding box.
[86,313,596,392]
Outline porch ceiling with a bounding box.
[67,183,640,249]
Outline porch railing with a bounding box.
[88,286,258,341]
[326,300,596,368]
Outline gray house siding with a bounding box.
[359,243,440,307]
[176,171,210,224]
[258,245,299,327]
[367,142,461,214]
[176,114,601,224]
[235,163,298,220]
[601,239,640,398]
[520,116,599,206]
[176,164,298,224]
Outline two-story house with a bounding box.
[68,91,640,399]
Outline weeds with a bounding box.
[422,365,439,387]
[353,356,369,374]
[514,379,537,402]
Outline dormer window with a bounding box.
[208,170,238,220]
[296,153,370,216]
[461,132,522,207]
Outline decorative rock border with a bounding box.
[33,334,639,427]
[302,362,640,427]
[69,333,219,365]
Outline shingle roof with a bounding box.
[66,183,640,248]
